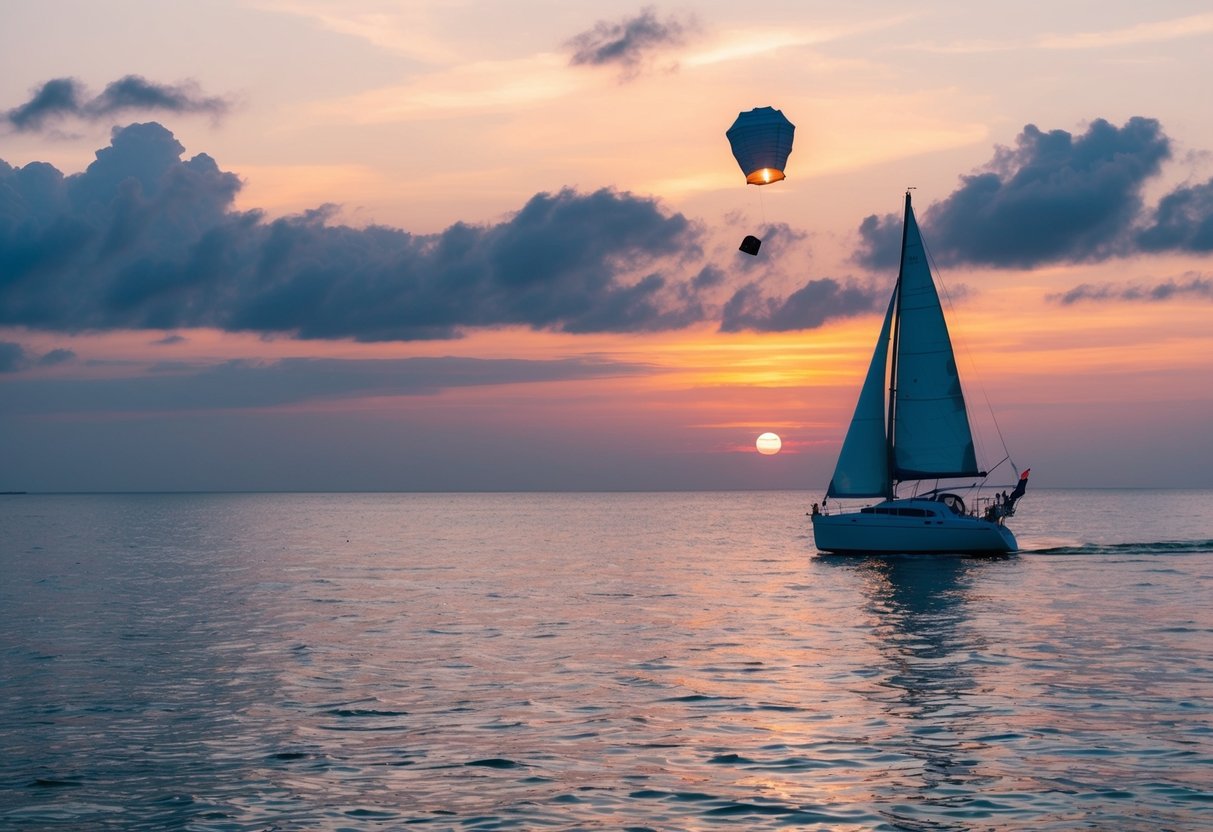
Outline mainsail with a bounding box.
[826,192,981,497]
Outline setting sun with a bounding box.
[756,432,782,455]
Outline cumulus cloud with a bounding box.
[1136,179,1213,253]
[0,122,722,340]
[720,278,881,332]
[853,211,904,271]
[566,6,695,78]
[4,75,229,132]
[1049,273,1213,304]
[855,117,1174,269]
[8,108,1213,349]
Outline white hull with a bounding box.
[811,498,1017,555]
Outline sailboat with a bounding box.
[811,191,1028,555]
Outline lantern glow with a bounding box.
[726,107,795,187]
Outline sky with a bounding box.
[2,0,1212,492]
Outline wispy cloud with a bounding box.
[0,356,656,413]
[685,15,911,67]
[253,0,460,63]
[900,38,1020,55]
[720,278,880,333]
[0,342,76,373]
[4,76,229,132]
[312,53,577,122]
[565,6,697,79]
[1039,12,1213,50]
[683,29,823,66]
[1049,274,1213,304]
[905,12,1213,55]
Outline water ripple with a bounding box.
[1,491,1210,830]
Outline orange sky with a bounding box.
[2,2,1212,490]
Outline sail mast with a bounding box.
[885,190,912,498]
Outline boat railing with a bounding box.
[973,494,1019,523]
[810,493,1021,522]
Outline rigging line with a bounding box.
[918,226,1017,471]
[984,454,1012,484]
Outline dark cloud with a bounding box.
[4,76,229,132]
[0,341,74,371]
[720,278,881,332]
[691,265,726,289]
[733,222,810,268]
[89,76,228,120]
[0,122,716,340]
[719,224,870,334]
[3,78,83,132]
[0,355,658,415]
[0,341,26,373]
[37,348,76,366]
[855,118,1173,269]
[853,211,903,271]
[566,6,694,78]
[151,333,187,345]
[1136,179,1213,253]
[1049,273,1213,304]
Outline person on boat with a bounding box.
[811,503,820,516]
[1009,469,1030,504]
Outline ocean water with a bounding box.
[0,489,1210,831]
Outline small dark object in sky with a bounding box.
[739,235,761,256]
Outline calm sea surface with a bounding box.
[1,490,1210,831]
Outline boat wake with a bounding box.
[1028,540,1213,556]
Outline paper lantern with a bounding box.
[726,107,795,186]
